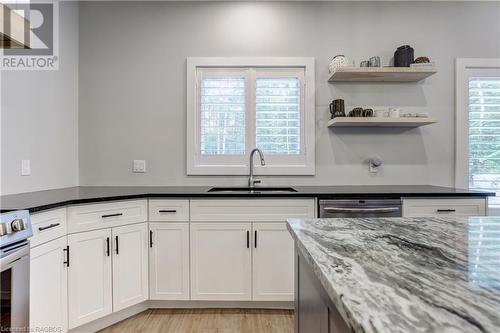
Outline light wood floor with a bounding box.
[97,309,294,333]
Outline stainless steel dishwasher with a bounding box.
[319,199,402,218]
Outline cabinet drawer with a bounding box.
[190,199,316,222]
[67,200,147,233]
[402,198,486,217]
[30,208,67,248]
[149,200,189,222]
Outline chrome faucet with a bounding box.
[248,148,265,188]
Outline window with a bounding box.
[468,216,500,289]
[456,59,500,212]
[200,73,246,156]
[255,76,301,155]
[187,58,315,175]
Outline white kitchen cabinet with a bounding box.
[30,236,68,332]
[402,198,486,217]
[252,223,294,301]
[149,200,190,222]
[68,229,112,329]
[30,208,67,248]
[149,223,190,300]
[67,200,147,233]
[112,223,149,311]
[190,199,316,222]
[190,223,252,301]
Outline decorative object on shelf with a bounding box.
[414,56,430,63]
[349,107,364,117]
[410,61,436,68]
[362,109,374,117]
[411,56,435,68]
[401,111,429,118]
[375,109,389,118]
[329,99,346,118]
[394,45,414,67]
[329,55,348,73]
[369,56,381,67]
[389,108,401,118]
[416,112,429,118]
[360,60,369,67]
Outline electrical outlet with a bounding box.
[21,159,31,176]
[133,160,146,173]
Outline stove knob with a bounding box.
[0,223,7,236]
[11,219,25,232]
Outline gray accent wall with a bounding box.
[3,2,500,195]
[78,1,500,187]
[1,2,79,195]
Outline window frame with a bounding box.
[455,58,500,189]
[186,57,315,176]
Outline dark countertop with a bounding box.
[0,185,495,213]
[287,216,500,333]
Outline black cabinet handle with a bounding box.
[38,223,60,231]
[102,213,123,218]
[437,209,456,213]
[115,236,119,255]
[254,230,257,249]
[106,237,110,256]
[149,230,153,248]
[158,210,177,213]
[63,246,70,267]
[246,230,250,249]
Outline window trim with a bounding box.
[186,57,315,175]
[455,58,500,188]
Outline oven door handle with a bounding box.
[0,243,29,271]
[322,207,400,213]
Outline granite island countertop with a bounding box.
[287,216,500,333]
[0,185,494,213]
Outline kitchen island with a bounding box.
[287,216,500,333]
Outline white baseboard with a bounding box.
[68,302,149,333]
[148,300,294,309]
[68,300,293,332]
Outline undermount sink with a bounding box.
[207,187,298,193]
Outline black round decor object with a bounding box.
[394,45,414,67]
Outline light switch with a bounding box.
[133,160,146,173]
[21,159,31,176]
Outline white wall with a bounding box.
[1,2,79,195]
[75,1,497,187]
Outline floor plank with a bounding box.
[97,309,294,333]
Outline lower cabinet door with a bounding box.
[112,222,149,311]
[68,229,112,329]
[149,223,190,300]
[190,223,252,301]
[252,223,294,301]
[30,236,68,332]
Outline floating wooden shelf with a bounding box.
[327,117,438,128]
[328,67,438,82]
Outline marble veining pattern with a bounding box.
[287,216,500,333]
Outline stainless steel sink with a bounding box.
[207,187,298,193]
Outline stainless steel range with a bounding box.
[1,210,33,332]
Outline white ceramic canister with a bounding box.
[389,108,401,118]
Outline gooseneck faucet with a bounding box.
[248,148,266,188]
